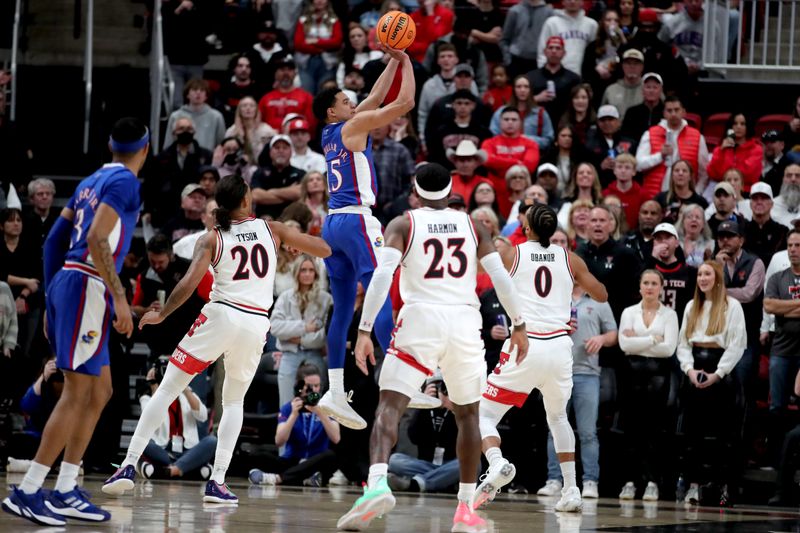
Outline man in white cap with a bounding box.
[621,72,665,142]
[744,182,787,268]
[534,163,564,210]
[250,134,305,219]
[162,183,208,243]
[585,104,635,187]
[708,181,745,238]
[601,49,645,119]
[645,222,696,318]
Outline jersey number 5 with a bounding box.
[423,238,467,279]
[328,158,344,193]
[231,244,269,280]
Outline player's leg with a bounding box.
[541,340,580,512]
[102,363,195,494]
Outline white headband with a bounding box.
[415,180,452,201]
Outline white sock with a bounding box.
[122,436,150,468]
[19,461,50,494]
[560,461,577,489]
[458,482,477,503]
[211,449,233,485]
[485,446,504,469]
[54,462,81,493]
[368,463,388,488]
[329,368,344,394]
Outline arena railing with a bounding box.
[9,0,21,122]
[82,0,93,154]
[149,0,174,152]
[702,0,800,76]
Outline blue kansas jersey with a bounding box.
[64,163,141,273]
[322,122,378,209]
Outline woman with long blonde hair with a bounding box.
[225,96,277,161]
[676,260,746,506]
[557,163,603,230]
[300,171,329,236]
[271,255,333,406]
[564,199,594,249]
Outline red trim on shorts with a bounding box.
[68,276,89,369]
[527,329,569,339]
[483,381,529,407]
[390,348,433,376]
[359,215,378,267]
[171,346,213,375]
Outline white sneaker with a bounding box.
[642,481,659,501]
[407,391,442,409]
[555,486,582,512]
[471,459,516,509]
[318,390,367,430]
[684,484,699,505]
[619,482,636,500]
[329,470,349,486]
[537,479,563,497]
[581,480,598,499]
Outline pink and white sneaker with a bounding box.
[451,501,488,533]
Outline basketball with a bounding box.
[376,11,416,50]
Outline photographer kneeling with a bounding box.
[249,364,340,486]
[138,360,217,479]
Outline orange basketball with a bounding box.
[376,11,416,50]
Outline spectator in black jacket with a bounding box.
[584,105,637,188]
[387,373,460,493]
[744,182,787,269]
[621,72,665,143]
[578,205,642,320]
[142,117,213,228]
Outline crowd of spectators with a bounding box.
[2,0,800,508]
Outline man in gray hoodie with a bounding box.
[163,79,227,153]
[501,0,553,78]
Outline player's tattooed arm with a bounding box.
[95,239,127,298]
[87,204,127,301]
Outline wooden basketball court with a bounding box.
[4,474,800,531]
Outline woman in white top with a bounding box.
[617,270,680,502]
[271,255,333,406]
[677,260,746,505]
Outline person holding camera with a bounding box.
[248,363,340,486]
[676,260,746,505]
[706,112,764,194]
[137,363,217,480]
[386,373,460,493]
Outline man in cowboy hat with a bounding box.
[446,140,490,202]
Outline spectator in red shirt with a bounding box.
[482,64,512,112]
[603,153,644,229]
[707,112,764,193]
[408,0,454,63]
[258,56,315,133]
[446,140,490,202]
[481,107,541,217]
[293,0,344,95]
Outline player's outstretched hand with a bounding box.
[380,44,408,62]
[355,331,376,375]
[508,325,529,365]
[139,309,165,330]
[114,299,134,338]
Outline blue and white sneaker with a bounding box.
[2,486,66,526]
[45,486,111,522]
[203,481,239,504]
[101,464,136,495]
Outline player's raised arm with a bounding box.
[140,231,216,329]
[355,49,401,113]
[475,221,529,361]
[269,221,332,259]
[87,204,134,337]
[342,50,415,144]
[354,215,409,374]
[568,251,608,303]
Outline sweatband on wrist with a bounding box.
[44,216,73,290]
[480,252,524,327]
[359,247,402,332]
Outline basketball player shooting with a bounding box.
[2,118,147,526]
[311,45,426,430]
[336,163,529,533]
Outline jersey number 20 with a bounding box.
[423,238,467,279]
[231,244,269,280]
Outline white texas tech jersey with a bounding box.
[510,240,574,338]
[400,208,479,307]
[209,217,278,318]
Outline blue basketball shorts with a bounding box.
[322,211,384,281]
